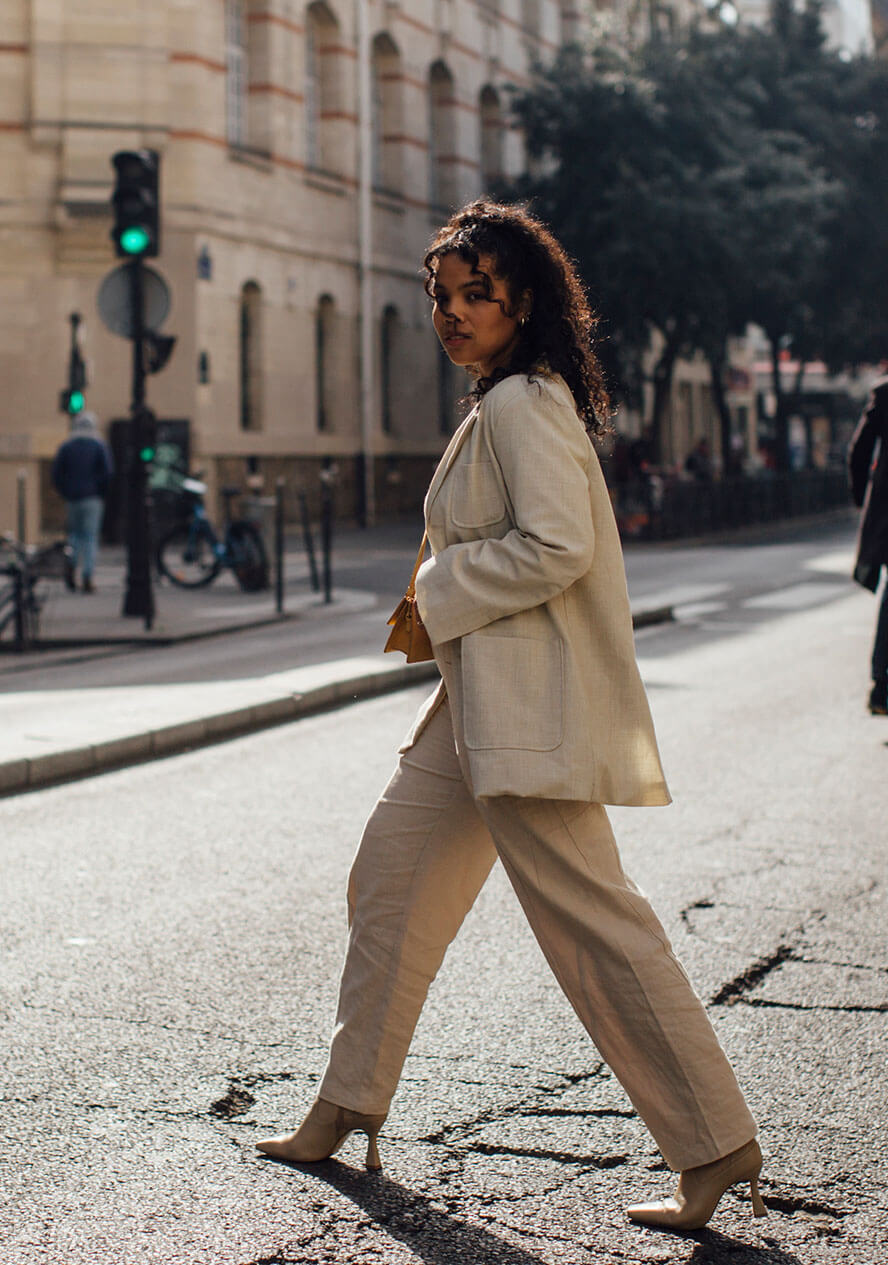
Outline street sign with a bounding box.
[97,264,171,338]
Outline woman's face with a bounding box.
[431,251,528,379]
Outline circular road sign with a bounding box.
[97,264,171,339]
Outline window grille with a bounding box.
[305,15,320,167]
[226,0,247,148]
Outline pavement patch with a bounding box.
[210,1086,257,1119]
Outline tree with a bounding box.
[510,1,888,472]
[512,41,748,461]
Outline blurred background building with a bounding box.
[0,0,880,540]
[0,0,592,539]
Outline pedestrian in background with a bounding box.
[848,372,888,715]
[258,200,765,1234]
[51,410,113,594]
[684,436,713,481]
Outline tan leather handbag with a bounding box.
[384,531,434,663]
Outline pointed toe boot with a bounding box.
[256,1097,387,1170]
[627,1139,767,1231]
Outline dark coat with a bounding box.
[849,376,888,592]
[51,434,113,502]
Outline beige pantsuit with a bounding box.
[320,371,756,1172]
[320,697,756,1172]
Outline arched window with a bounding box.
[522,0,542,34]
[226,0,248,147]
[226,0,272,152]
[239,282,262,432]
[429,61,458,210]
[380,305,398,434]
[560,2,581,43]
[315,294,335,432]
[305,2,343,172]
[479,86,504,188]
[371,33,403,193]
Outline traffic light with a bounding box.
[111,150,160,259]
[134,406,158,464]
[59,388,86,415]
[61,312,88,414]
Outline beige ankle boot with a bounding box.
[627,1139,767,1231]
[256,1097,387,1170]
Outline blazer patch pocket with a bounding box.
[462,633,564,752]
[450,462,507,528]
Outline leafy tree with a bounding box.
[511,40,747,461]
[510,0,888,472]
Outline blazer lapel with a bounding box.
[424,401,480,518]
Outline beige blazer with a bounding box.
[406,372,671,807]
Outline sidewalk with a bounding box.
[0,521,674,797]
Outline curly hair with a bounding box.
[423,199,611,435]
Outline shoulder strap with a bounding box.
[405,530,428,598]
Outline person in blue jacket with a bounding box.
[51,411,113,594]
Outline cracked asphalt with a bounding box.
[1,532,886,1264]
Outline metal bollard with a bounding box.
[275,478,285,615]
[319,461,336,605]
[320,491,333,604]
[13,567,26,652]
[297,491,319,592]
[16,470,26,546]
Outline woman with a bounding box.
[258,201,766,1232]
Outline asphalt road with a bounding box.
[0,514,861,691]
[1,524,886,1264]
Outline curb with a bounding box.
[0,660,442,799]
[0,605,674,799]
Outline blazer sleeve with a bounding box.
[848,386,886,508]
[415,380,596,646]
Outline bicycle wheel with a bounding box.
[156,523,221,588]
[227,520,269,593]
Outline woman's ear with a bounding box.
[518,289,533,324]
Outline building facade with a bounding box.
[1,0,586,539]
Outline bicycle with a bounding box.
[154,477,269,592]
[0,535,70,650]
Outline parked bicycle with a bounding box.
[155,477,269,592]
[0,535,70,650]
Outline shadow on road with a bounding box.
[289,1157,559,1265]
[683,1231,806,1264]
[284,1157,806,1265]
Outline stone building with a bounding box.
[1,0,586,540]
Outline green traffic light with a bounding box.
[68,390,85,413]
[120,225,151,255]
[139,446,156,463]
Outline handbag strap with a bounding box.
[405,530,428,598]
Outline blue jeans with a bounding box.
[873,576,888,684]
[66,496,104,579]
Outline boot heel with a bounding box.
[364,1128,382,1171]
[750,1174,767,1219]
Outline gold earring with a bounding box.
[519,314,529,328]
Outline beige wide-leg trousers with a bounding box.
[319,696,756,1172]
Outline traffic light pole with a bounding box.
[121,256,155,628]
[67,312,82,399]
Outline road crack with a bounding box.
[417,1066,611,1145]
[470,1142,628,1168]
[710,943,797,1005]
[744,997,887,1013]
